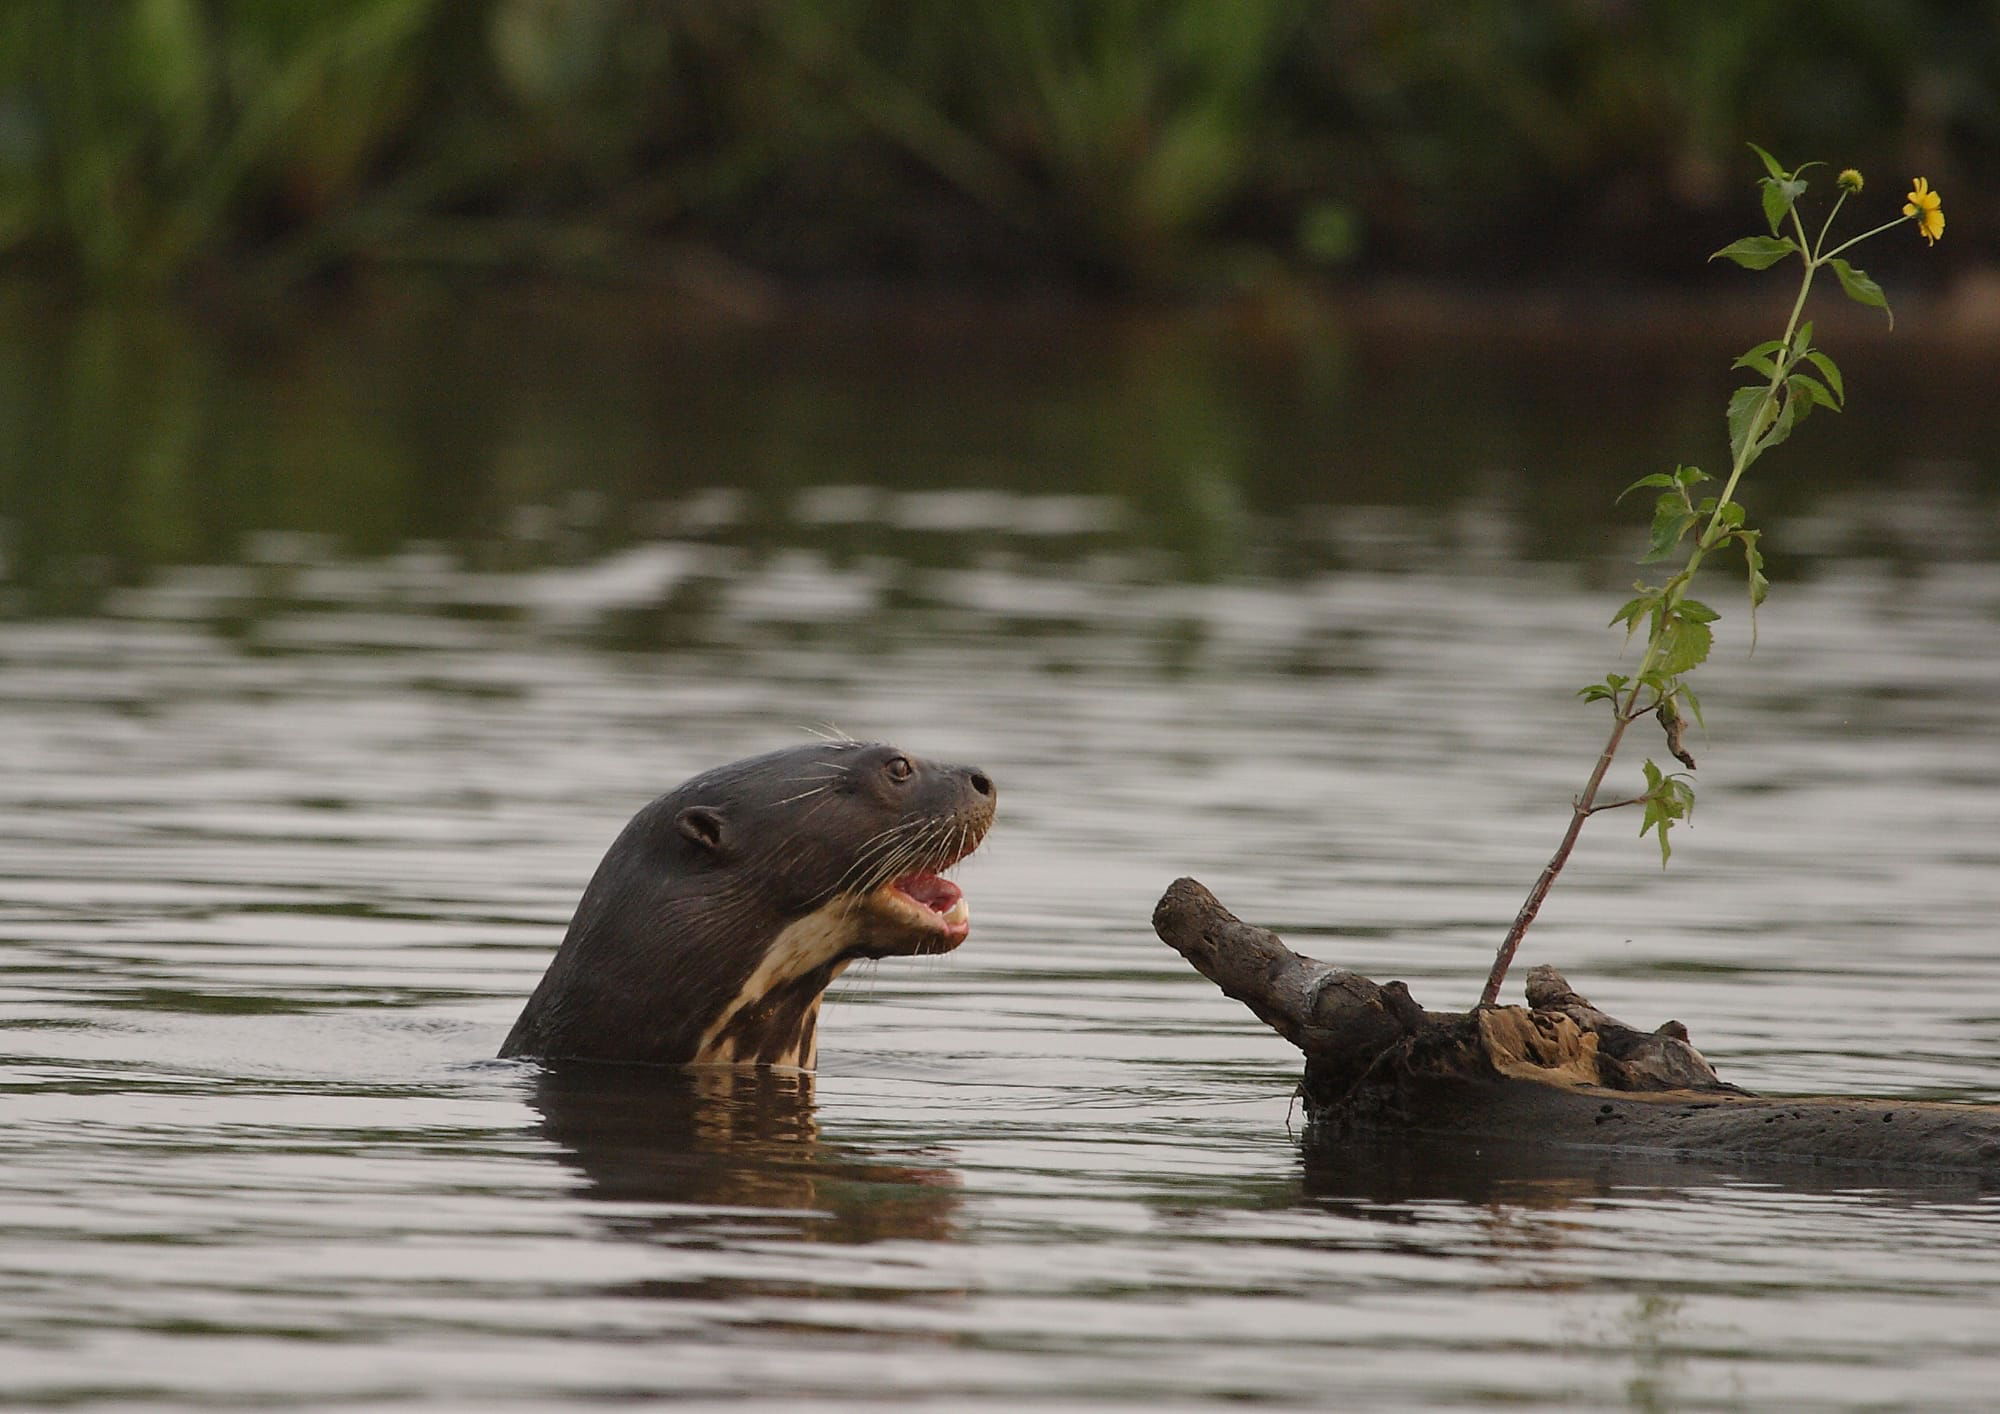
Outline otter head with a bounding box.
[499,742,996,1070]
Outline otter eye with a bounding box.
[883,755,914,783]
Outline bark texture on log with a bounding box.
[1153,877,2000,1176]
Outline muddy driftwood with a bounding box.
[1154,877,2000,1175]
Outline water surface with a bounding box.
[3,297,1999,1409]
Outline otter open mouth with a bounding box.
[847,775,993,959]
[864,870,971,950]
[894,871,969,936]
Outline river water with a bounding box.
[3,295,1998,1409]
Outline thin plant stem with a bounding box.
[1814,191,1850,255]
[1475,203,1904,1008]
[1479,713,1638,1008]
[1585,794,1648,814]
[1821,215,1911,263]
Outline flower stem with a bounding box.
[1820,215,1910,263]
[1814,192,1850,257]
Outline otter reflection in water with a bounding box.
[502,742,995,1069]
[527,1064,963,1246]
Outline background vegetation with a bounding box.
[1,0,1990,297]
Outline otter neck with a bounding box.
[691,899,862,1067]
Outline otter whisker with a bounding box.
[832,823,915,883]
[794,792,840,825]
[844,828,936,896]
[873,821,949,885]
[862,819,960,895]
[831,816,934,892]
[770,782,836,807]
[848,812,940,880]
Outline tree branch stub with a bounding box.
[1154,878,2000,1176]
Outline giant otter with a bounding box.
[500,741,995,1068]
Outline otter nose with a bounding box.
[965,768,995,799]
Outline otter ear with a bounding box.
[675,805,728,855]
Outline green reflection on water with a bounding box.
[4,287,1996,623]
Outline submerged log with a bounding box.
[1153,877,2000,1176]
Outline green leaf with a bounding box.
[1618,472,1680,503]
[1579,683,1616,704]
[1727,385,1774,465]
[1642,493,1698,563]
[1697,499,1749,551]
[1788,372,1841,413]
[1732,351,1779,379]
[1640,776,1675,865]
[1737,527,1769,650]
[1803,350,1844,404]
[1674,465,1710,486]
[1782,384,1807,430]
[1638,760,1698,867]
[1746,143,1789,181]
[1764,384,1801,450]
[1711,235,1798,270]
[1759,176,1807,236]
[1732,340,1785,370]
[1577,671,1632,705]
[1679,683,1705,728]
[1675,598,1721,624]
[1829,258,1893,327]
[1609,591,1661,636]
[1793,320,1814,356]
[1657,617,1714,675]
[1738,529,1768,607]
[1759,180,1787,235]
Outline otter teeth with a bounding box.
[883,872,969,932]
[893,872,959,913]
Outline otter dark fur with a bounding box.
[500,742,995,1068]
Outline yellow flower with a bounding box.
[1903,177,1944,244]
[1838,169,1864,193]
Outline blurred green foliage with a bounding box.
[0,0,1989,293]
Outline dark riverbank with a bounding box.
[5,2,1990,297]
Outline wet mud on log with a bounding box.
[1153,878,2000,1178]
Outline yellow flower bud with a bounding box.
[1837,169,1864,193]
